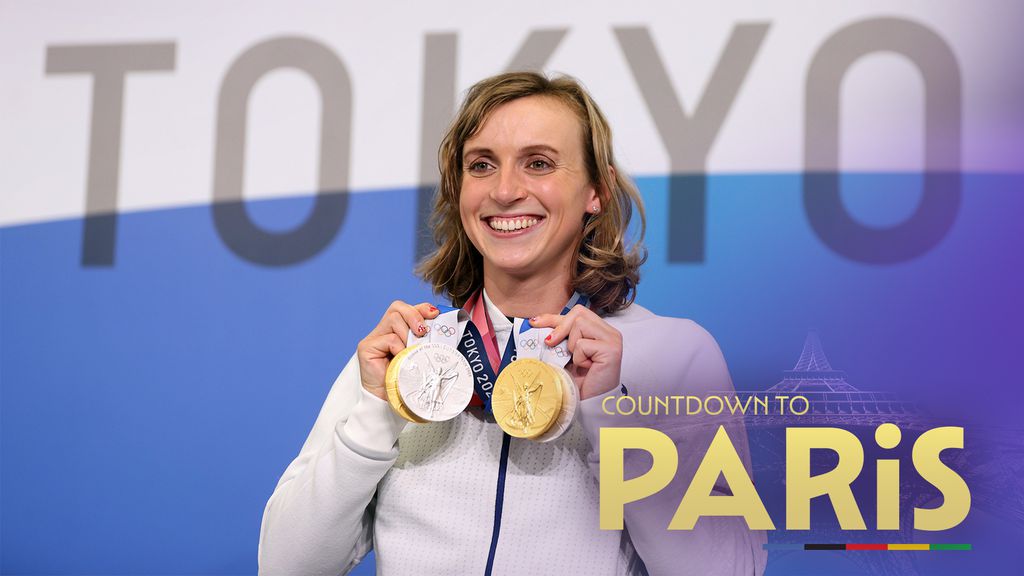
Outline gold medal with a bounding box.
[492,358,564,439]
[385,345,428,423]
[535,364,578,443]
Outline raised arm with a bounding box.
[259,301,438,574]
[257,354,408,575]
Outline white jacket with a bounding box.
[258,297,767,576]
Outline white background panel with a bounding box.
[2,0,1021,226]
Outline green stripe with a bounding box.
[930,544,972,551]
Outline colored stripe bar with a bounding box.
[762,544,804,551]
[763,543,972,551]
[930,544,972,551]
[847,544,887,551]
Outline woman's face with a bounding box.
[459,95,600,281]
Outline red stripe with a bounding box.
[472,291,502,371]
[847,544,887,550]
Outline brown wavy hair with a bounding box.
[416,71,647,313]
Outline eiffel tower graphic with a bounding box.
[752,330,921,427]
[730,332,1024,576]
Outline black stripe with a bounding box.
[484,433,512,575]
[805,543,846,550]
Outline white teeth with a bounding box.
[489,217,539,232]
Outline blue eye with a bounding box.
[467,160,493,173]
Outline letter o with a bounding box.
[616,395,637,416]
[804,18,961,263]
[213,37,352,266]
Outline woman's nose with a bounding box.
[491,167,527,205]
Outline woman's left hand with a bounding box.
[529,305,622,400]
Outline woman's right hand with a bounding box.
[356,301,439,401]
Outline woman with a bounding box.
[258,72,765,575]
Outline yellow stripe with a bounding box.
[888,544,929,551]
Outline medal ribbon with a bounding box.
[513,293,588,369]
[407,306,468,348]
[457,290,587,413]
[457,296,518,413]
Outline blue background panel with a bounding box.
[2,173,1022,574]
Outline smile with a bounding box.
[486,216,543,233]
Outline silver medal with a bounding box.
[396,342,474,422]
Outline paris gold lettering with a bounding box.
[599,424,970,531]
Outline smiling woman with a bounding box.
[422,73,645,318]
[458,95,604,308]
[258,72,766,576]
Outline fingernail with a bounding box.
[544,334,551,342]
[418,324,427,333]
[529,316,538,322]
[428,305,438,313]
